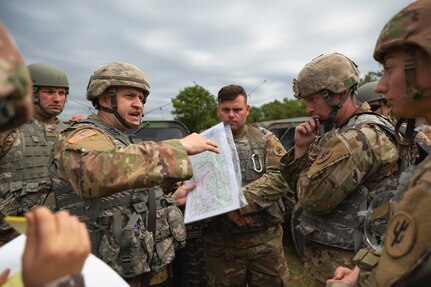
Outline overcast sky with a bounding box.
[1,0,412,121]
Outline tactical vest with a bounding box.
[299,113,399,251]
[224,124,285,234]
[0,120,66,215]
[50,118,186,278]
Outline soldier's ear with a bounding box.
[99,93,111,107]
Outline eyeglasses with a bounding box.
[369,104,381,112]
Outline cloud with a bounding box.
[0,0,411,121]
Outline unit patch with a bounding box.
[385,211,416,258]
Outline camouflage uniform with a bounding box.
[329,1,431,286]
[52,62,194,286]
[202,124,290,287]
[0,118,66,244]
[281,103,399,284]
[52,114,191,285]
[0,24,32,132]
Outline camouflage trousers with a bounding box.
[303,241,355,285]
[204,232,290,287]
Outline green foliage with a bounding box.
[171,69,381,128]
[171,84,218,132]
[249,98,307,122]
[282,98,307,118]
[359,70,383,86]
[247,106,265,123]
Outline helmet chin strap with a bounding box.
[320,89,352,125]
[33,88,62,117]
[404,50,431,100]
[98,87,133,130]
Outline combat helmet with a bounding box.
[374,0,431,101]
[28,63,69,116]
[293,52,360,124]
[356,81,384,105]
[86,61,150,129]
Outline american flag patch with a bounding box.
[68,129,97,144]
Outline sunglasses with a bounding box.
[369,104,381,112]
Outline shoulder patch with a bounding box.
[385,211,416,258]
[67,129,97,144]
[273,146,285,157]
[316,149,332,163]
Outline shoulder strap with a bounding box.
[344,112,397,144]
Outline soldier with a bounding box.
[202,84,290,287]
[327,0,431,286]
[0,62,72,245]
[0,26,89,287]
[357,81,431,163]
[280,53,400,286]
[0,24,33,132]
[355,81,396,124]
[51,61,218,286]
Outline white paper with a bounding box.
[0,235,129,287]
[184,122,247,224]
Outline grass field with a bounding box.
[284,231,313,286]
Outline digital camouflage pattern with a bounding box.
[293,53,360,99]
[202,124,290,287]
[0,25,32,132]
[0,118,66,244]
[53,114,192,199]
[281,104,399,283]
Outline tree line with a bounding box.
[171,71,381,132]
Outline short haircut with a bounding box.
[217,85,247,103]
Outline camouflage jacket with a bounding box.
[53,114,192,199]
[281,106,399,214]
[330,155,431,287]
[52,114,189,277]
[202,124,289,248]
[281,105,399,250]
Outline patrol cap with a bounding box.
[293,53,360,99]
[86,61,150,101]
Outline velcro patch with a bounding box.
[316,150,332,163]
[385,211,416,258]
[67,129,97,144]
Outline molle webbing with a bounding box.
[0,121,53,197]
